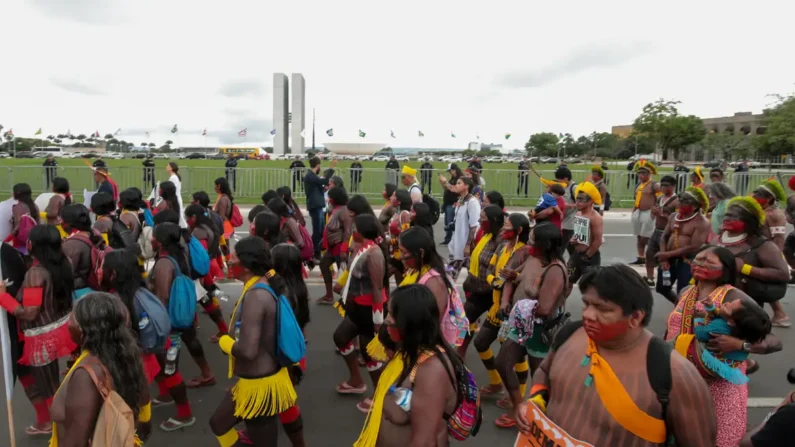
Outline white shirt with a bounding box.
[169,174,187,228]
[450,196,481,261]
[409,183,423,203]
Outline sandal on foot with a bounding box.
[25,425,52,436]
[772,318,792,328]
[159,417,197,432]
[356,398,373,413]
[186,376,217,388]
[644,276,655,286]
[316,296,334,305]
[151,397,175,408]
[479,384,505,397]
[209,333,222,343]
[630,258,646,266]
[494,414,516,428]
[496,398,513,410]
[336,381,367,395]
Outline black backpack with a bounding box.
[552,321,674,445]
[109,216,138,253]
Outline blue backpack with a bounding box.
[133,288,171,352]
[187,236,211,278]
[250,283,305,367]
[143,208,155,227]
[164,256,197,330]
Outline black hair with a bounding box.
[154,222,190,275]
[28,225,75,314]
[448,163,464,179]
[485,191,505,209]
[12,183,39,223]
[330,175,345,190]
[158,181,180,214]
[185,203,216,231]
[731,298,772,344]
[90,192,116,216]
[214,177,234,203]
[266,197,291,218]
[394,189,412,211]
[457,176,474,193]
[347,195,375,217]
[660,175,677,185]
[248,205,268,223]
[153,209,179,226]
[729,203,764,238]
[234,237,285,296]
[579,264,653,326]
[276,186,300,212]
[399,226,454,290]
[119,188,145,211]
[327,186,349,207]
[466,169,481,187]
[261,190,278,205]
[507,213,531,244]
[61,204,98,243]
[101,249,145,335]
[73,292,146,419]
[168,162,181,181]
[410,202,434,239]
[482,205,506,238]
[554,166,572,181]
[355,214,390,288]
[253,211,285,249]
[309,156,321,168]
[390,284,463,388]
[271,243,309,329]
[548,183,565,196]
[532,222,564,264]
[192,191,211,208]
[384,183,397,200]
[701,245,738,286]
[52,177,72,205]
[710,168,724,178]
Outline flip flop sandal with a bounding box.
[479,384,505,397]
[186,376,217,388]
[236,429,254,445]
[159,416,197,432]
[151,397,175,408]
[25,425,52,436]
[316,296,334,305]
[494,414,516,428]
[209,333,222,343]
[496,398,513,410]
[772,319,792,328]
[336,381,367,395]
[356,398,373,413]
[644,276,655,286]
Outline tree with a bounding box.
[46,135,55,140]
[56,134,66,139]
[148,142,156,147]
[525,132,559,156]
[140,142,147,147]
[755,93,795,158]
[75,134,87,144]
[165,140,173,145]
[632,98,705,159]
[104,133,114,139]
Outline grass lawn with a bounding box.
[0,157,681,207]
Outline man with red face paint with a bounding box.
[514,264,717,447]
[567,181,603,293]
[655,187,710,304]
[752,179,787,251]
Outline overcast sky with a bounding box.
[2,0,793,150]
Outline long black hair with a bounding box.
[531,222,564,265]
[101,249,145,335]
[448,163,464,179]
[90,192,116,216]
[383,183,397,202]
[52,177,72,206]
[261,190,278,205]
[185,203,216,231]
[272,243,309,329]
[485,191,505,209]
[390,284,463,387]
[253,211,285,249]
[327,186,349,207]
[276,186,299,211]
[248,205,268,223]
[158,181,180,214]
[399,226,454,290]
[61,204,103,244]
[154,222,190,275]
[347,194,375,217]
[482,204,506,238]
[267,197,291,219]
[74,292,146,417]
[355,214,389,287]
[13,183,39,222]
[410,202,434,239]
[192,191,211,208]
[235,237,285,296]
[119,188,145,211]
[507,213,531,244]
[215,177,234,203]
[394,189,412,212]
[700,245,738,287]
[28,225,74,314]
[168,162,181,181]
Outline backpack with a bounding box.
[187,236,211,278]
[163,256,197,330]
[420,270,469,347]
[410,350,482,441]
[604,192,612,211]
[423,194,441,224]
[229,203,244,228]
[108,216,137,251]
[79,358,137,447]
[250,283,306,367]
[280,217,314,261]
[142,208,154,227]
[208,209,225,237]
[551,321,674,445]
[72,235,113,291]
[133,288,171,352]
[13,213,37,250]
[139,226,155,260]
[567,182,578,203]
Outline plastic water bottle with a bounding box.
[498,320,511,342]
[165,345,178,375]
[389,386,413,412]
[234,321,241,340]
[662,269,671,287]
[138,312,150,331]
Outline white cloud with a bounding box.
[2,0,794,150]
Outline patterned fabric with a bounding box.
[506,299,538,344]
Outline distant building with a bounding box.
[468,142,481,151]
[612,111,767,137]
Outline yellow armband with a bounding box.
[741,264,753,276]
[218,335,235,355]
[138,401,152,423]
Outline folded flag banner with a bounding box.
[418,130,424,137]
[451,132,456,138]
[34,128,42,136]
[390,130,396,138]
[359,130,366,138]
[114,128,122,136]
[505,133,511,140]
[238,128,247,137]
[202,128,207,136]
[171,125,178,134]
[94,131,100,137]
[326,128,334,137]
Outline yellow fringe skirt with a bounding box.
[230,367,297,419]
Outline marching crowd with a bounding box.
[1,155,794,446]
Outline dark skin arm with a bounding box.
[151,260,174,306]
[585,214,603,258]
[740,391,795,447]
[707,290,783,354]
[0,271,43,322]
[60,368,103,447]
[424,276,449,324]
[658,216,674,269]
[515,348,557,434]
[667,351,718,447]
[741,241,791,282]
[659,219,709,260]
[409,356,454,447]
[367,251,385,333]
[535,266,565,318]
[767,211,786,250]
[231,289,268,361]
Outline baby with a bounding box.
[674,297,771,385]
[529,183,565,223]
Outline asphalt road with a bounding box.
[1,216,793,446]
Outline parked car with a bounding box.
[185,153,206,159]
[0,152,10,158]
[105,152,124,159]
[81,153,98,159]
[208,153,226,160]
[153,153,169,160]
[372,156,389,162]
[15,152,34,158]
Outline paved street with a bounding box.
[1,216,794,446]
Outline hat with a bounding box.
[540,177,566,189]
[757,178,786,203]
[446,163,453,171]
[575,181,603,205]
[693,166,704,182]
[681,186,708,210]
[634,159,658,175]
[727,196,765,226]
[401,165,417,176]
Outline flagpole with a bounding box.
[312,108,316,151]
[0,256,17,447]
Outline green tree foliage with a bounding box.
[104,133,114,139]
[755,93,795,158]
[632,98,705,159]
[525,132,559,156]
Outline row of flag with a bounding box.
[328,129,512,140]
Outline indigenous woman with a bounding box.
[317,186,352,305]
[268,197,305,251]
[354,284,464,447]
[119,188,145,263]
[165,161,186,228]
[211,237,298,447]
[277,186,306,227]
[214,177,235,242]
[0,225,76,436]
[44,177,72,236]
[90,192,116,246]
[666,246,782,447]
[49,292,149,446]
[61,204,105,300]
[378,183,398,227]
[708,182,736,237]
[334,195,378,307]
[474,191,506,243]
[498,222,568,428]
[751,178,790,326]
[409,202,434,240]
[387,189,412,285]
[7,183,40,255]
[465,168,485,203]
[155,181,181,216]
[252,211,286,251]
[333,214,388,412]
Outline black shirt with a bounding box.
[751,403,795,446]
[443,175,459,206]
[289,160,306,170]
[386,160,400,170]
[225,158,239,169]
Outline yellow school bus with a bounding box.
[219,147,261,159]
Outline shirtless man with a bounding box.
[751,179,790,326]
[567,182,603,293]
[783,195,795,275]
[514,264,717,447]
[590,165,608,216]
[645,175,679,286]
[655,187,710,304]
[630,161,661,265]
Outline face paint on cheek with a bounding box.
[691,266,724,281]
[480,221,491,233]
[678,205,694,216]
[501,230,516,240]
[754,197,768,207]
[387,325,402,342]
[721,220,746,233]
[583,318,631,343]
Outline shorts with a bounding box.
[646,229,664,258]
[632,209,655,238]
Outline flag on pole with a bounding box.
[359,130,366,138]
[94,131,100,138]
[238,128,247,137]
[171,125,178,134]
[202,128,207,136]
[326,128,334,137]
[270,129,276,136]
[418,130,424,137]
[114,128,122,136]
[390,130,396,138]
[145,132,150,138]
[34,128,42,136]
[451,132,456,138]
[476,133,480,140]
[505,133,511,140]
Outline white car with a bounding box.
[0,152,9,158]
[372,156,390,162]
[395,156,409,162]
[154,153,169,160]
[105,152,124,159]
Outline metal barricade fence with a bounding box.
[3,165,785,207]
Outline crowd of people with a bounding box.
[0,155,794,446]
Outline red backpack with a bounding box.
[229,204,244,228]
[72,234,113,290]
[280,217,314,261]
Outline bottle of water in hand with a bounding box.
[389,386,413,412]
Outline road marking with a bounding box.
[747,398,784,408]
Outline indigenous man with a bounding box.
[691,165,706,190]
[400,165,422,204]
[630,160,661,265]
[514,264,717,447]
[655,186,710,304]
[567,182,603,293]
[644,175,679,286]
[753,178,787,251]
[590,165,608,215]
[710,168,724,184]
